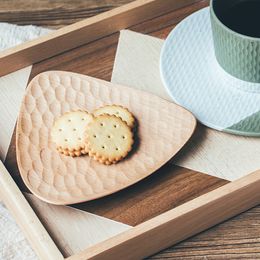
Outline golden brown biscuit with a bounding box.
[85,114,134,164]
[93,105,135,128]
[51,111,93,156]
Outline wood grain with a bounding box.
[76,165,227,226]
[150,206,260,259]
[0,0,133,29]
[3,0,260,258]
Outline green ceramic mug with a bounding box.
[210,0,260,83]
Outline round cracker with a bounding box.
[85,114,134,164]
[93,105,135,128]
[51,111,93,156]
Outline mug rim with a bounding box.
[210,0,260,41]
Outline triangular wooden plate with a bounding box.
[16,71,196,205]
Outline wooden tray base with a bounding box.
[2,1,260,259]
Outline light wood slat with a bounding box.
[0,66,32,161]
[0,161,64,260]
[26,193,130,257]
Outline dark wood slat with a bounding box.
[0,0,133,28]
[75,165,227,226]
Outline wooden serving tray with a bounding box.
[1,0,260,259]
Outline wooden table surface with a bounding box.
[1,0,260,259]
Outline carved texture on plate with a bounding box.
[17,71,196,204]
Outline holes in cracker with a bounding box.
[101,145,105,149]
[64,138,68,142]
[122,135,126,139]
[107,135,111,138]
[115,147,119,151]
[113,124,118,128]
[68,119,72,122]
[100,122,104,126]
[81,118,85,121]
[93,134,97,138]
[59,129,62,132]
[78,137,82,141]
[73,128,77,131]
[116,112,119,115]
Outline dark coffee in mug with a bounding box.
[216,0,260,37]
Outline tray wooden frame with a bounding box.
[0,0,260,259]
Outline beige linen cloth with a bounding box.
[0,22,50,260]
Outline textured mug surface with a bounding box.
[210,0,260,83]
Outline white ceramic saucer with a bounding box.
[160,7,260,136]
